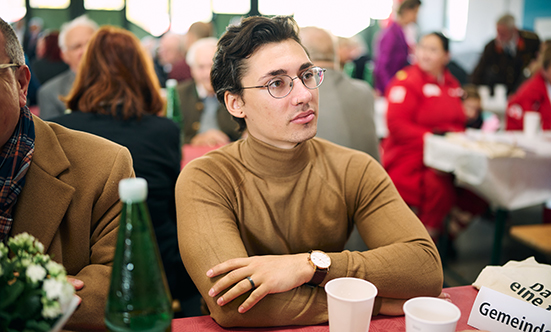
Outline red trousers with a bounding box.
[415,169,490,235]
[417,168,456,233]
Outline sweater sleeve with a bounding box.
[324,155,443,300]
[176,152,442,327]
[176,160,329,327]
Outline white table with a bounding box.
[424,130,551,264]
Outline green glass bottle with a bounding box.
[165,79,182,125]
[105,178,173,332]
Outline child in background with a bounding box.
[462,84,500,131]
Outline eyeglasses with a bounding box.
[0,63,20,70]
[243,66,326,99]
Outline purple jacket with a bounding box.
[374,21,410,94]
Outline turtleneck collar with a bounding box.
[241,134,312,177]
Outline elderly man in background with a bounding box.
[470,13,540,95]
[158,32,191,84]
[37,15,97,120]
[176,37,241,146]
[300,26,380,161]
[0,17,133,329]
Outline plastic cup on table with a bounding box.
[403,297,461,332]
[325,277,378,332]
[523,111,541,139]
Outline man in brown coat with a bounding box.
[1,18,134,330]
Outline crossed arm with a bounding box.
[176,153,443,327]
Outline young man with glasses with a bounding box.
[176,16,443,327]
[0,18,133,330]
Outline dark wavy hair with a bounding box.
[211,16,302,131]
[428,31,450,52]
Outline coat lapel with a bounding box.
[11,116,74,252]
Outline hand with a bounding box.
[206,254,313,313]
[379,291,451,316]
[67,277,84,305]
[190,129,230,147]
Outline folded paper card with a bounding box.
[472,257,550,312]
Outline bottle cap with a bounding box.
[119,178,148,202]
[166,79,178,88]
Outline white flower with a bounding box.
[12,232,34,247]
[34,241,44,253]
[43,278,64,300]
[45,261,65,277]
[20,257,32,268]
[26,264,47,283]
[59,282,75,311]
[41,300,62,319]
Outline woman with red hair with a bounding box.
[50,26,201,316]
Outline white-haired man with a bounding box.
[37,15,97,120]
[176,37,241,146]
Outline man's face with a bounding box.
[191,44,215,94]
[496,24,514,43]
[61,26,95,72]
[230,39,319,149]
[0,33,30,148]
[158,35,182,66]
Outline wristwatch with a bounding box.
[307,250,331,286]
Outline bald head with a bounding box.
[299,26,337,69]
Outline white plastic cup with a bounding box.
[524,111,541,138]
[403,297,461,332]
[325,278,378,332]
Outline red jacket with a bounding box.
[506,71,551,130]
[383,64,465,206]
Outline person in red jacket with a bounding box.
[383,32,466,239]
[506,46,551,131]
[506,46,551,224]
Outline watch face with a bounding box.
[311,251,331,269]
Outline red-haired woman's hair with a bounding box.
[65,25,164,118]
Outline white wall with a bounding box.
[415,0,525,73]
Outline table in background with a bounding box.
[424,130,551,264]
[172,286,478,332]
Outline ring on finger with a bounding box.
[246,276,256,290]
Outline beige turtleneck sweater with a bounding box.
[176,134,442,327]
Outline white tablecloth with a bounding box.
[424,130,551,210]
